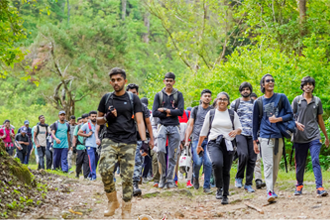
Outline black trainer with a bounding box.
[221,196,229,205]
[255,179,266,189]
[193,178,199,189]
[216,188,223,200]
[133,181,142,196]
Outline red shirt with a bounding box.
[178,110,190,123]
[0,128,15,144]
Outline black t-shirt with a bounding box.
[98,92,143,144]
[15,134,29,150]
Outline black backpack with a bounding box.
[208,109,235,132]
[158,89,179,107]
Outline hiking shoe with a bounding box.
[216,188,223,200]
[153,182,159,188]
[317,187,328,197]
[193,178,200,190]
[294,185,303,196]
[203,188,212,194]
[186,180,193,188]
[142,177,149,184]
[221,196,229,205]
[244,185,255,193]
[272,192,278,198]
[166,182,177,189]
[133,182,141,196]
[158,179,166,189]
[255,179,266,189]
[175,180,178,187]
[235,178,243,188]
[267,191,275,202]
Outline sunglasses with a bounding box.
[265,79,275,83]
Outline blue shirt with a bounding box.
[81,121,97,148]
[252,93,293,141]
[53,122,69,149]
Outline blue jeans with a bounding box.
[87,147,99,180]
[294,139,323,188]
[192,140,212,189]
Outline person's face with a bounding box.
[25,124,29,128]
[39,116,45,124]
[110,74,127,92]
[21,131,26,136]
[82,118,88,123]
[5,122,10,128]
[77,119,82,125]
[70,119,75,124]
[59,114,66,121]
[201,93,212,105]
[240,87,251,98]
[303,82,314,93]
[90,114,97,123]
[216,94,229,110]
[263,76,275,92]
[163,78,175,89]
[128,88,138,96]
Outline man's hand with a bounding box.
[36,145,41,148]
[180,143,184,150]
[56,138,61,144]
[157,108,164,112]
[69,147,73,151]
[253,141,260,154]
[96,138,101,146]
[228,129,239,138]
[111,108,117,117]
[296,122,305,131]
[196,146,204,155]
[325,138,329,148]
[269,115,281,123]
[88,131,93,137]
[10,133,15,138]
[184,141,190,147]
[149,139,154,150]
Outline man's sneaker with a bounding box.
[193,178,199,190]
[153,182,159,188]
[317,187,328,197]
[158,179,166,189]
[255,179,266,189]
[221,196,229,205]
[216,188,223,200]
[186,180,193,188]
[244,185,255,193]
[133,182,142,196]
[294,185,303,196]
[272,191,278,198]
[235,178,243,188]
[203,188,212,194]
[267,191,275,202]
[142,177,149,184]
[166,182,177,189]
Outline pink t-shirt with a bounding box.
[0,128,15,143]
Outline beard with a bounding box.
[114,84,125,92]
[202,101,210,105]
[91,119,97,123]
[241,93,251,98]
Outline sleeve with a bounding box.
[199,111,211,137]
[67,124,71,132]
[50,123,55,131]
[292,97,298,120]
[0,129,3,136]
[80,124,87,132]
[169,92,184,116]
[230,100,236,111]
[152,93,166,119]
[280,94,293,122]
[97,94,108,114]
[33,126,37,133]
[73,126,79,136]
[143,105,151,118]
[252,100,260,141]
[233,112,243,131]
[15,134,19,141]
[318,98,323,115]
[17,128,21,134]
[190,107,196,121]
[133,94,143,113]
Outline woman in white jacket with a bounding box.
[197,92,242,204]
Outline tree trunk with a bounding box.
[142,12,150,43]
[299,0,307,36]
[122,0,127,20]
[67,0,70,24]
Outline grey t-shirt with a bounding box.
[292,95,323,143]
[230,99,254,136]
[191,105,213,141]
[69,124,76,147]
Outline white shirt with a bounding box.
[200,109,242,141]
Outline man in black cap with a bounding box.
[15,127,29,164]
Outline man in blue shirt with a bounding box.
[51,111,71,172]
[252,74,293,202]
[78,111,98,180]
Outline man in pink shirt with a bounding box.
[0,120,16,156]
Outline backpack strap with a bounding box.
[127,91,135,119]
[88,122,92,130]
[158,91,164,107]
[208,109,216,132]
[234,98,240,112]
[228,109,235,130]
[105,92,113,106]
[256,97,263,122]
[192,106,198,122]
[36,125,40,137]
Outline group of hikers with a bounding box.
[1,68,329,218]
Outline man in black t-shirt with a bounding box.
[97,68,148,218]
[15,127,30,164]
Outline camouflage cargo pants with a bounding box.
[98,138,136,202]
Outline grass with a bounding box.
[28,164,78,178]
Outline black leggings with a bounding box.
[207,139,234,197]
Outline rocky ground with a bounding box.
[6,170,327,219]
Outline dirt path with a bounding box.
[23,171,330,219]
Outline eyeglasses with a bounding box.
[218,98,228,102]
[265,79,275,83]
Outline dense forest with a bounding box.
[1,0,330,126]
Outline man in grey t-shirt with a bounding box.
[184,89,213,193]
[292,76,329,197]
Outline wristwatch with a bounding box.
[142,140,148,144]
[103,115,107,122]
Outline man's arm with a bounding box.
[168,92,184,116]
[136,112,146,141]
[78,125,93,137]
[33,127,39,147]
[67,132,71,149]
[145,117,154,149]
[152,93,166,118]
[97,111,106,125]
[252,101,260,141]
[95,125,101,145]
[185,118,194,146]
[318,115,329,147]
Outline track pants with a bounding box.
[76,149,90,178]
[53,148,68,172]
[87,147,99,180]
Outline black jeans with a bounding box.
[37,146,46,169]
[207,139,234,197]
[17,146,28,164]
[46,142,53,170]
[235,135,257,186]
[76,150,90,178]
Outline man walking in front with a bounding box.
[231,82,257,193]
[33,115,50,170]
[97,67,148,218]
[184,89,213,193]
[292,76,329,197]
[51,111,71,172]
[152,72,184,189]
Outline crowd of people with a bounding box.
[1,68,329,218]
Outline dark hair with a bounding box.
[4,119,10,124]
[82,114,89,119]
[108,67,126,79]
[77,117,82,121]
[126,83,139,92]
[164,72,175,80]
[70,115,76,120]
[251,93,258,98]
[260,74,273,93]
[201,89,212,96]
[300,76,315,92]
[239,82,253,93]
[89,111,97,116]
[216,92,230,106]
[140,97,148,106]
[38,115,44,120]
